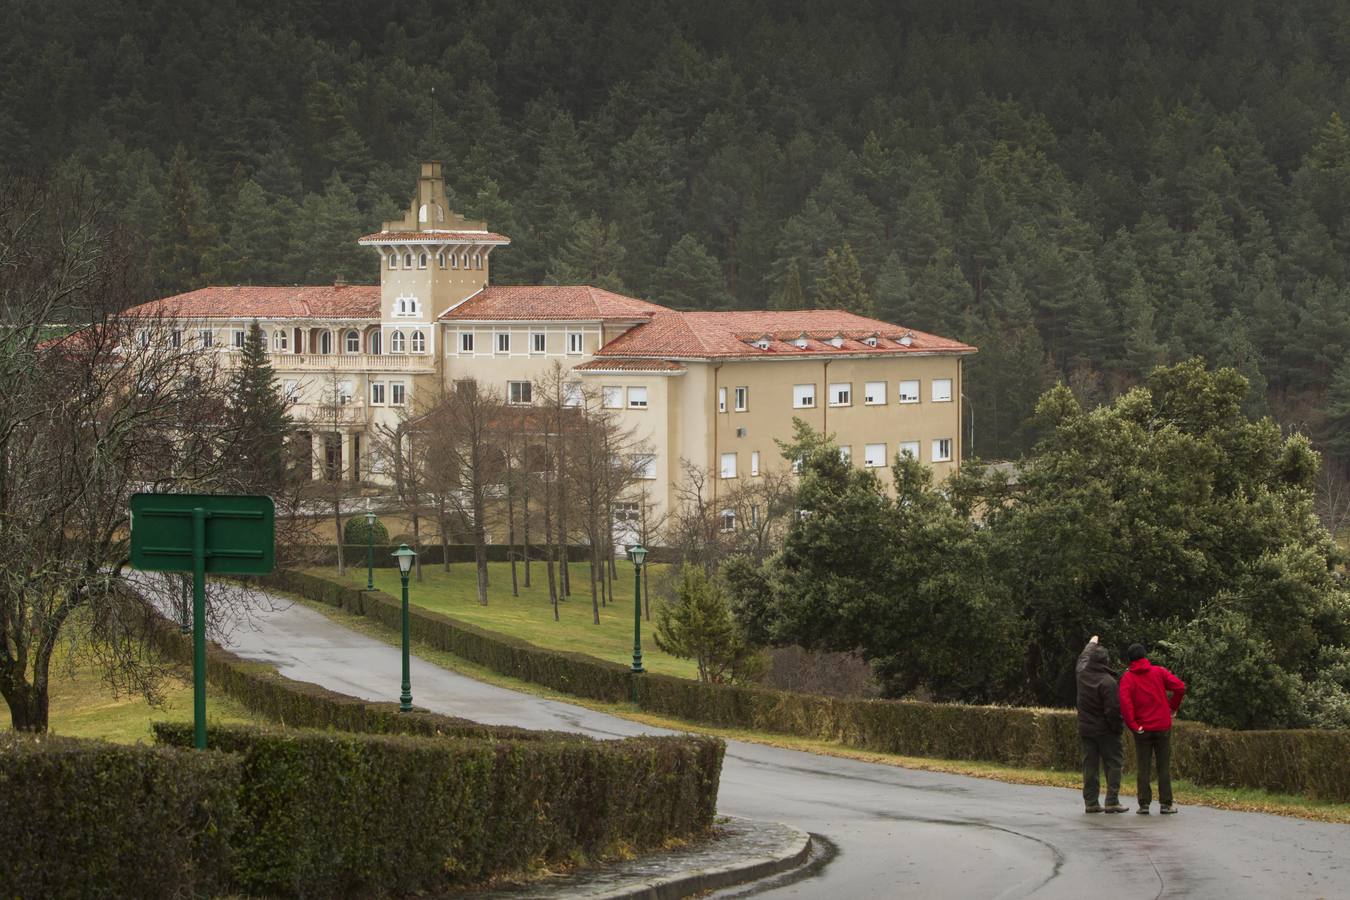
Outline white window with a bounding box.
[460,332,474,353]
[388,253,398,269]
[198,329,213,348]
[932,438,953,462]
[792,456,803,474]
[932,379,953,403]
[567,331,584,354]
[437,252,445,268]
[461,252,470,269]
[272,330,287,351]
[496,332,510,354]
[391,383,406,406]
[138,329,150,348]
[899,440,920,460]
[720,452,737,479]
[320,331,333,354]
[282,379,299,401]
[864,443,887,468]
[602,386,623,409]
[634,454,656,479]
[751,505,760,527]
[531,332,546,354]
[627,386,649,408]
[734,386,748,411]
[563,382,583,407]
[864,381,886,405]
[338,380,353,405]
[839,445,852,463]
[450,252,458,269]
[508,380,533,405]
[390,331,406,353]
[718,387,727,413]
[169,330,182,349]
[418,252,428,269]
[345,330,360,353]
[899,380,920,403]
[403,252,413,268]
[411,331,425,353]
[395,296,421,317]
[474,253,482,269]
[370,382,386,405]
[829,382,852,407]
[793,384,816,408]
[751,451,761,476]
[232,329,245,349]
[719,508,737,533]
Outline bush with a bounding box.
[153,724,723,896]
[278,569,1350,802]
[0,734,239,899]
[343,515,389,546]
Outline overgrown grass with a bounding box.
[291,593,1350,825]
[313,561,699,679]
[1,656,262,744]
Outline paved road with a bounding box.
[212,592,1350,899]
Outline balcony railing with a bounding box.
[224,352,434,372]
[292,401,372,426]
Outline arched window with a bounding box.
[403,252,413,268]
[437,252,445,268]
[390,330,405,353]
[345,330,360,353]
[272,329,288,351]
[461,252,470,268]
[411,330,426,353]
[418,252,428,269]
[320,331,333,354]
[474,253,482,269]
[450,252,458,269]
[388,253,398,269]
[369,331,382,355]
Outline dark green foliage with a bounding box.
[280,568,1350,801]
[653,566,761,683]
[342,515,389,547]
[226,320,291,491]
[0,734,239,899]
[151,725,722,897]
[816,243,874,315]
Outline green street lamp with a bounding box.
[364,504,377,591]
[392,543,418,712]
[628,544,647,702]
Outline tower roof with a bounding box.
[360,160,510,245]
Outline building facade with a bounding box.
[135,162,975,522]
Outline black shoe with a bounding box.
[1104,803,1128,814]
[1159,805,1177,815]
[1136,806,1150,814]
[1085,803,1104,813]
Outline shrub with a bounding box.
[0,734,239,899]
[343,515,389,546]
[153,724,723,896]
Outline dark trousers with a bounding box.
[1081,733,1123,806]
[1133,729,1173,807]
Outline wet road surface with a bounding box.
[206,590,1350,899]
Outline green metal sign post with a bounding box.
[130,493,275,750]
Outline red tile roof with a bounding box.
[125,285,381,320]
[594,309,975,359]
[572,359,687,373]
[439,285,666,322]
[358,231,511,244]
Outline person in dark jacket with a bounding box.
[1076,635,1126,813]
[1119,643,1187,815]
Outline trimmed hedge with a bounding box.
[153,724,723,897]
[272,569,1350,803]
[0,733,239,899]
[301,542,594,568]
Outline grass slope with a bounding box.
[315,561,699,679]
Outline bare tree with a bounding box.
[301,369,360,575]
[1317,460,1350,543]
[375,404,431,583]
[0,179,242,730]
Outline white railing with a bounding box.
[224,352,434,372]
[292,401,372,426]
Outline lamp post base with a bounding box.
[399,690,413,713]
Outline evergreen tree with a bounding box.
[816,243,874,316]
[545,214,626,291]
[227,321,293,492]
[152,144,217,294]
[1324,356,1350,469]
[652,234,728,309]
[772,258,808,310]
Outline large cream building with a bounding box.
[137,162,975,526]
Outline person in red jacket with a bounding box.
[1119,643,1187,815]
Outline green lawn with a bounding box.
[316,561,699,679]
[1,659,263,744]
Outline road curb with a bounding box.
[477,817,812,899]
